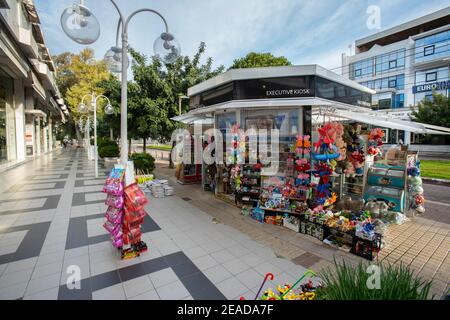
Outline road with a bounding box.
[422,183,450,225]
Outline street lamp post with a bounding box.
[61,0,181,166]
[79,92,113,178]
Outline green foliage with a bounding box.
[130,153,155,174]
[229,52,292,70]
[54,49,110,125]
[411,92,450,127]
[97,137,117,149]
[98,145,120,158]
[411,92,450,144]
[316,259,433,300]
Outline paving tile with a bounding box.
[92,283,126,300]
[25,272,61,296]
[203,264,233,284]
[129,289,160,300]
[222,258,250,275]
[183,246,208,260]
[31,261,63,280]
[216,277,248,300]
[0,281,28,300]
[0,268,33,288]
[23,287,59,300]
[192,255,219,271]
[235,269,265,289]
[210,249,235,264]
[122,275,154,299]
[149,268,179,288]
[156,280,190,300]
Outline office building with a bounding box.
[342,7,450,144]
[0,0,67,170]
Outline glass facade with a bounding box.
[360,74,405,90]
[414,66,450,104]
[415,30,450,63]
[350,48,406,80]
[190,75,372,109]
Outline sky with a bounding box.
[35,0,450,74]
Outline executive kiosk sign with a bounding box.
[187,68,373,111]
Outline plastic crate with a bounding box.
[283,217,300,232]
[350,233,382,261]
[300,218,329,241]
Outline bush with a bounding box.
[315,259,433,300]
[98,137,117,149]
[130,153,155,174]
[99,145,120,158]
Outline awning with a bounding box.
[172,98,450,135]
[25,109,47,118]
[31,71,46,101]
[321,109,450,135]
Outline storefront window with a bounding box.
[216,112,236,135]
[0,85,7,164]
[0,76,15,164]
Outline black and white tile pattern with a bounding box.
[0,149,307,300]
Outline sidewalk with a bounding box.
[155,162,450,299]
[0,149,310,300]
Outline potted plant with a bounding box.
[98,139,120,168]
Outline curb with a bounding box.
[422,177,450,187]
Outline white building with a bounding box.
[0,0,67,170]
[342,7,450,145]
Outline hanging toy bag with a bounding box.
[124,183,149,211]
[105,194,125,209]
[103,168,125,196]
[105,206,123,225]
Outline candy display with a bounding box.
[102,168,149,260]
[102,168,126,249]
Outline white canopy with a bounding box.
[172,97,450,135]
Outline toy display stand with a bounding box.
[102,161,149,260]
[364,145,409,215]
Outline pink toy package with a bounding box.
[105,194,124,209]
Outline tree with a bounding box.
[53,49,110,142]
[411,92,450,144]
[99,42,224,153]
[229,52,291,70]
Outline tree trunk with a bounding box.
[143,138,147,154]
[128,138,132,155]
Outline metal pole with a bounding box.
[178,96,182,116]
[93,93,99,178]
[86,115,90,159]
[120,34,128,165]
